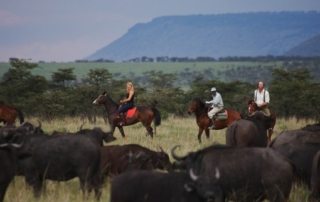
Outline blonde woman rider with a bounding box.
[117,81,135,125]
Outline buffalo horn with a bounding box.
[171,145,184,160]
[189,168,199,181]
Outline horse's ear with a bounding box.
[102,91,107,96]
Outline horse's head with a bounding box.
[188,98,205,114]
[247,99,257,114]
[92,91,109,105]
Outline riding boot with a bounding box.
[208,116,216,129]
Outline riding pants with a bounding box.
[208,107,224,119]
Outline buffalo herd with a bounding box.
[0,116,320,202]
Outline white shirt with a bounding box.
[254,89,270,106]
[206,92,224,108]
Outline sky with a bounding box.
[1,0,320,62]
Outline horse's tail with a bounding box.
[152,107,161,127]
[15,107,24,124]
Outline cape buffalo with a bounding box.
[52,127,116,146]
[269,124,320,198]
[101,144,171,177]
[226,111,271,147]
[12,123,103,199]
[110,171,206,202]
[172,145,293,202]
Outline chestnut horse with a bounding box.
[0,102,24,125]
[247,99,276,143]
[93,92,161,138]
[188,98,241,143]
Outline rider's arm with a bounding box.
[120,90,134,103]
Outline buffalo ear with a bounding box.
[184,183,195,192]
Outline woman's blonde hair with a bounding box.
[126,81,134,91]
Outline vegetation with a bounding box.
[0,58,320,121]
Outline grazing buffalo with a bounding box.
[269,124,320,197]
[110,171,206,202]
[172,145,293,202]
[101,144,171,177]
[226,111,271,147]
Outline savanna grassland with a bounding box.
[4,116,316,202]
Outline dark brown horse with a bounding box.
[93,92,161,138]
[0,102,24,126]
[247,99,276,143]
[188,98,241,143]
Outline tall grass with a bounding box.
[5,116,315,201]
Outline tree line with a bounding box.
[0,58,319,122]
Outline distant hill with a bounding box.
[285,34,320,56]
[87,11,320,61]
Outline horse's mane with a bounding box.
[104,92,119,107]
[192,97,206,108]
[302,123,320,132]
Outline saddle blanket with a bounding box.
[126,107,137,118]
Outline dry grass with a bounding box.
[4,116,316,202]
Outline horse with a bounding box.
[187,98,241,143]
[0,102,24,126]
[92,92,161,138]
[247,99,276,143]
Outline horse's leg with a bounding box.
[143,122,153,138]
[118,126,126,138]
[197,128,204,143]
[205,128,210,139]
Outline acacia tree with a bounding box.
[51,68,76,88]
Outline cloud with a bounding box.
[0,10,26,27]
[0,37,107,62]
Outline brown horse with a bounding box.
[0,102,24,126]
[247,99,276,143]
[93,92,161,138]
[188,98,241,143]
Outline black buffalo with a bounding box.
[269,124,320,198]
[172,144,293,202]
[101,144,171,177]
[226,112,271,147]
[13,123,103,199]
[51,127,116,146]
[110,171,205,202]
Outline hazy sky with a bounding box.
[1,0,320,62]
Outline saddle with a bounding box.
[215,109,228,120]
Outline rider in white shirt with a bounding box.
[254,81,270,116]
[206,87,224,129]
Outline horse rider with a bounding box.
[206,87,224,129]
[253,81,270,116]
[117,81,135,126]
